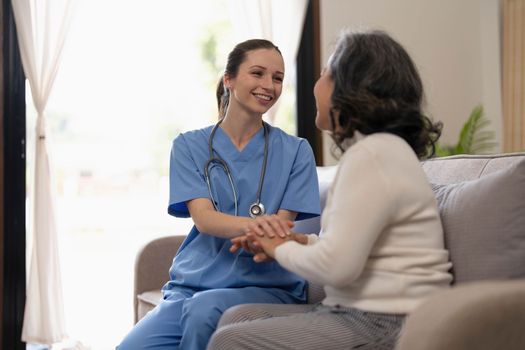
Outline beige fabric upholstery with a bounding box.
[134,235,183,323]
[421,152,525,184]
[432,160,525,282]
[134,153,525,349]
[396,280,525,350]
[136,291,162,322]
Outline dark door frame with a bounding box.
[296,0,323,165]
[2,0,27,349]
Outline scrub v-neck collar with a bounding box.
[214,124,266,162]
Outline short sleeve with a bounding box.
[168,135,210,217]
[280,140,321,221]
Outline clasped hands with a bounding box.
[230,215,304,262]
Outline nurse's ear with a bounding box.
[223,73,234,91]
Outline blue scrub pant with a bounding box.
[117,285,302,350]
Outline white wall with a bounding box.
[320,0,502,165]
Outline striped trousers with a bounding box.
[207,303,405,350]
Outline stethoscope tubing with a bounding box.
[204,155,238,216]
[204,119,269,217]
[255,123,269,205]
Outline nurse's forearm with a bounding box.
[187,199,297,239]
[199,211,253,238]
[187,198,251,238]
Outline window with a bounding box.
[25,0,297,348]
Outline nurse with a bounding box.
[117,39,320,350]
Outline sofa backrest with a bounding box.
[422,153,525,184]
[293,166,337,235]
[425,153,525,284]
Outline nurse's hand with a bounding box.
[245,214,294,239]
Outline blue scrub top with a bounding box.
[164,123,321,298]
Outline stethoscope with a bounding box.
[204,119,269,218]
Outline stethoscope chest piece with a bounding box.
[249,202,265,218]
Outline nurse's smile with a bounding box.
[253,92,273,106]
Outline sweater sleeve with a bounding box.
[274,145,395,287]
[306,233,319,245]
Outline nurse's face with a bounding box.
[225,48,284,116]
[313,66,335,131]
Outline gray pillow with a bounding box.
[432,159,525,284]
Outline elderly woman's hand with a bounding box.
[245,231,309,261]
[245,232,287,259]
[230,215,298,262]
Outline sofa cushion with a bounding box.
[432,159,525,284]
[137,290,162,320]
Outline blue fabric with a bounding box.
[117,286,300,350]
[168,124,320,220]
[119,124,320,350]
[165,124,320,293]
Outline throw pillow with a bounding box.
[432,159,525,284]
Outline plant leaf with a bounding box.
[455,105,496,154]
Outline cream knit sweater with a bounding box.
[275,133,452,314]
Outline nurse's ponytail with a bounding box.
[216,38,282,120]
[216,78,229,120]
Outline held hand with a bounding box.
[230,235,259,254]
[246,232,289,259]
[230,234,274,262]
[289,232,309,245]
[231,231,307,254]
[244,214,294,239]
[246,231,308,262]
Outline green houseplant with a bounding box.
[435,105,497,157]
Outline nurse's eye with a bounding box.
[273,75,283,83]
[251,71,263,77]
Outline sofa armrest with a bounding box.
[134,235,185,323]
[396,280,525,350]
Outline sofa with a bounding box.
[134,153,525,350]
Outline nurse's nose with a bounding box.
[261,74,274,91]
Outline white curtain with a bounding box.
[11,0,76,345]
[228,0,309,123]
